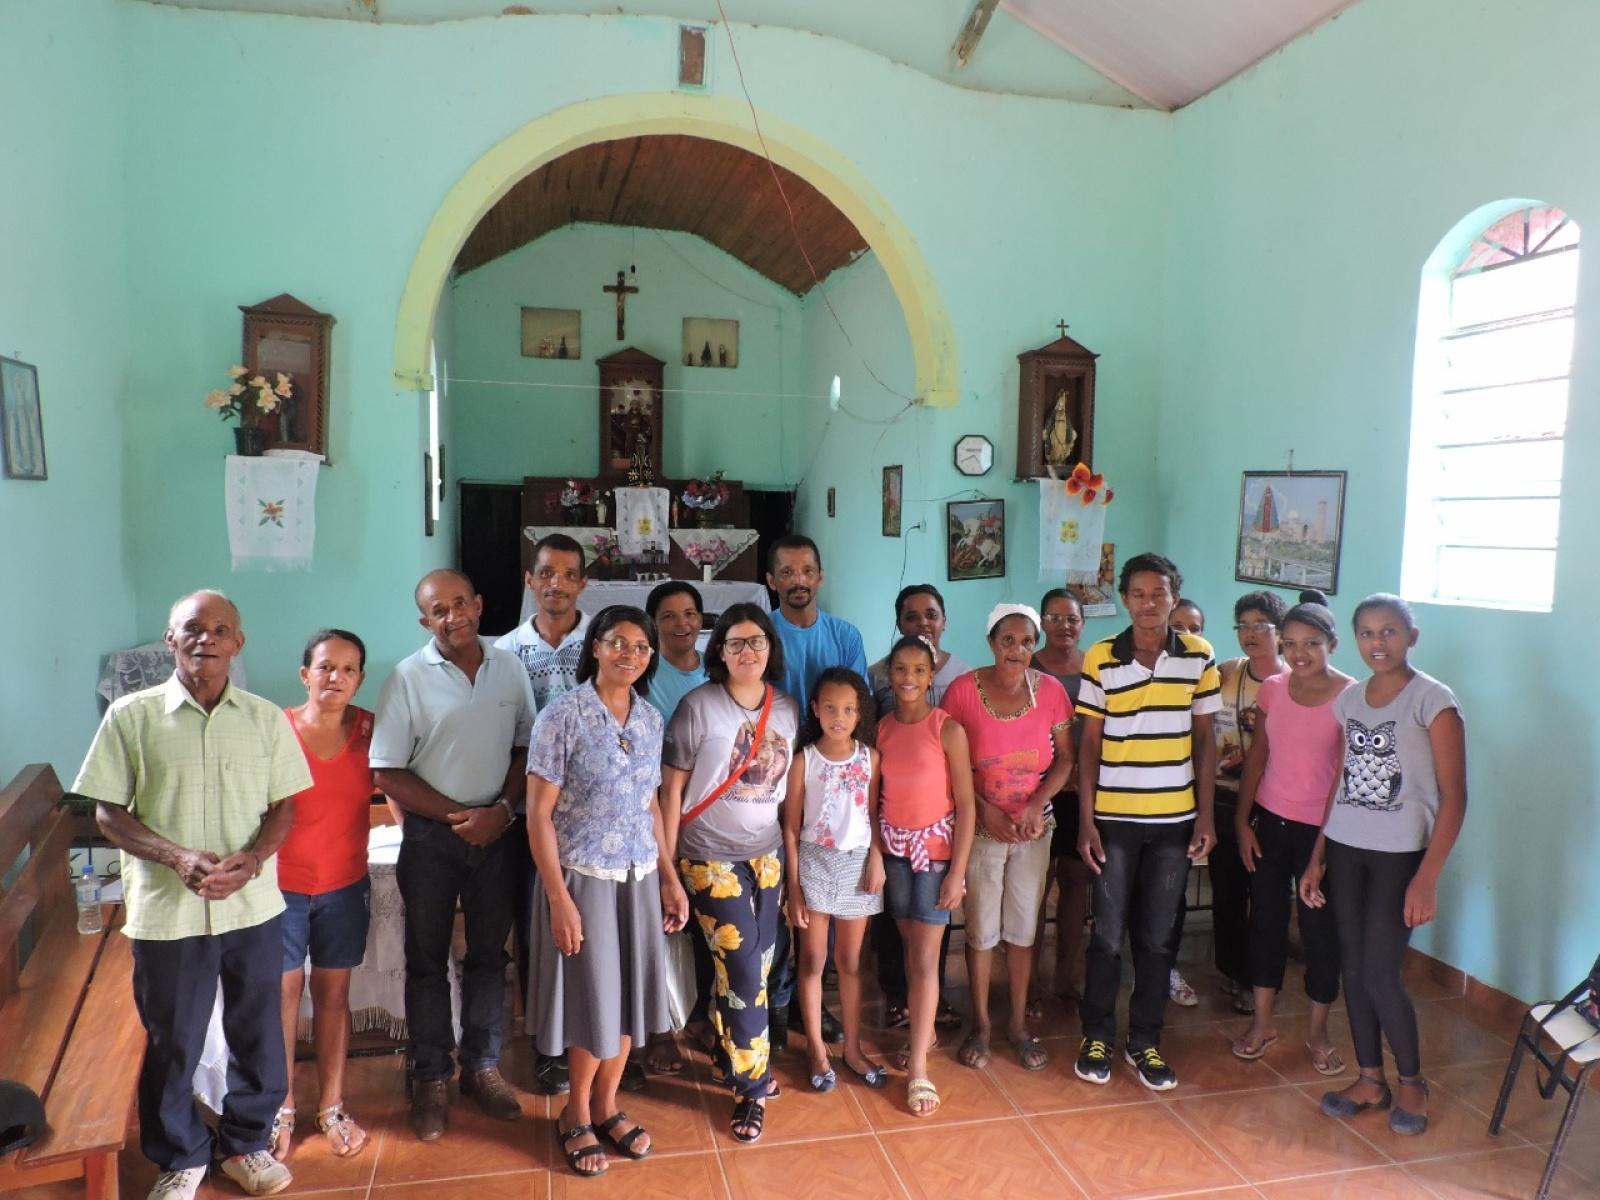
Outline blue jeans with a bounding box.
[397,813,518,1081]
[1081,818,1192,1050]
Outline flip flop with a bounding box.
[1010,1032,1049,1072]
[906,1077,941,1118]
[1230,1032,1278,1061]
[957,1031,991,1070]
[1307,1043,1346,1076]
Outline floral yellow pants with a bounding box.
[679,853,782,1099]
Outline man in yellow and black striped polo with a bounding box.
[1072,553,1221,1093]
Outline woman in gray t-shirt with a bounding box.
[1300,594,1467,1138]
[661,604,798,1145]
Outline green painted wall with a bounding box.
[1163,0,1600,999]
[0,0,138,783]
[102,2,1169,713]
[450,224,803,488]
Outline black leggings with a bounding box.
[1324,839,1426,1077]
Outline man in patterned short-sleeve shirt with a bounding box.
[74,590,312,1200]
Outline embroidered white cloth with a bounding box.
[1038,479,1105,584]
[669,528,760,579]
[224,453,319,572]
[615,486,670,555]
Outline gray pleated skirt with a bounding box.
[526,867,670,1060]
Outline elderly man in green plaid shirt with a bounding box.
[74,591,312,1200]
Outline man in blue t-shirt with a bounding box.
[766,534,867,713]
[765,533,865,1050]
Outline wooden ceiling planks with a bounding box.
[455,134,867,293]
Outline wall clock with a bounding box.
[954,434,993,476]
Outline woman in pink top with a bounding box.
[940,605,1074,1076]
[1232,591,1352,1072]
[876,636,974,1117]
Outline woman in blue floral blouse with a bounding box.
[525,605,690,1178]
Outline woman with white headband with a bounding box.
[939,604,1076,1073]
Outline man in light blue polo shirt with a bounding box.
[371,569,535,1142]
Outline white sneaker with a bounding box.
[146,1166,206,1200]
[218,1150,293,1196]
[1169,969,1199,1007]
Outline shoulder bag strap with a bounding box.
[681,686,774,826]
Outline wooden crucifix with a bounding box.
[602,270,639,340]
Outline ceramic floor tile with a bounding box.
[879,1116,1083,1200]
[1256,1165,1430,1198]
[370,1171,548,1199]
[372,1099,553,1185]
[1170,1087,1387,1183]
[1433,1055,1600,1182]
[1029,1102,1245,1199]
[1403,1146,1598,1200]
[985,1035,1154,1113]
[1150,1024,1290,1096]
[547,1149,728,1200]
[1291,1079,1529,1164]
[720,1133,906,1200]
[1409,1002,1513,1069]
[848,1044,1018,1131]
[1228,1009,1356,1085]
[700,1053,874,1148]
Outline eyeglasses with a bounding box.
[724,635,770,655]
[1041,613,1082,626]
[1234,621,1277,633]
[601,637,653,657]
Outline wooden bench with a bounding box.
[0,764,144,1200]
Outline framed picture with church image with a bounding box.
[1235,470,1347,594]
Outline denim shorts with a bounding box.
[280,875,371,971]
[882,853,951,926]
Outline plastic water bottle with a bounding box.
[76,863,103,935]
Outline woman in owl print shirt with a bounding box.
[1300,594,1466,1138]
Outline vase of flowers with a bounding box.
[589,531,621,580]
[682,471,730,529]
[206,365,291,457]
[682,535,729,582]
[558,479,595,525]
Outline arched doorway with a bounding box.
[392,91,958,407]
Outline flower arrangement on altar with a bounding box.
[681,471,729,513]
[1063,462,1114,505]
[560,479,595,508]
[205,365,292,423]
[589,530,621,577]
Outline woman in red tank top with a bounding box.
[271,629,375,1163]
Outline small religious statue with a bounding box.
[557,335,569,359]
[700,341,713,367]
[596,494,608,527]
[602,269,639,339]
[717,343,728,367]
[627,429,654,488]
[1044,387,1078,470]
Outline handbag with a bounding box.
[681,686,773,825]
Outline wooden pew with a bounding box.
[0,765,144,1200]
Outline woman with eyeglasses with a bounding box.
[524,605,690,1178]
[660,604,799,1144]
[1209,591,1289,1013]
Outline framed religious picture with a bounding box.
[682,317,739,368]
[947,498,1005,581]
[1067,542,1117,618]
[597,347,665,480]
[881,464,903,537]
[240,294,334,459]
[0,356,46,480]
[1017,327,1097,480]
[1235,470,1347,593]
[520,307,581,360]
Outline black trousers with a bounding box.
[1245,808,1340,1002]
[1325,839,1426,1076]
[1081,819,1192,1049]
[397,813,518,1081]
[131,917,285,1170]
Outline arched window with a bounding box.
[1402,204,1581,611]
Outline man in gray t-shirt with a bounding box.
[1324,671,1460,854]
